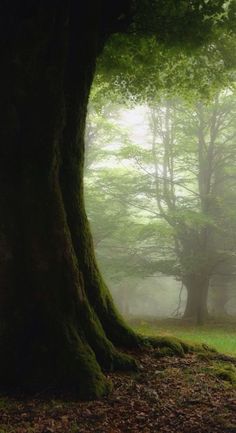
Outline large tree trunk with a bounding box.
[0,1,138,399]
[183,274,209,325]
[210,275,229,317]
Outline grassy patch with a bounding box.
[131,318,236,356]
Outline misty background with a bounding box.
[84,93,236,323]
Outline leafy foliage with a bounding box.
[97,0,236,103]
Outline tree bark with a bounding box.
[0,1,138,399]
[210,275,229,317]
[183,275,209,325]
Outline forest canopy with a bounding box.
[95,1,236,103]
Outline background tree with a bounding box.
[122,93,236,324]
[85,91,236,325]
[85,103,179,315]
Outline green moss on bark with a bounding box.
[0,315,110,399]
[0,2,139,399]
[150,336,186,357]
[77,300,138,372]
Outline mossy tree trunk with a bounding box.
[183,274,209,325]
[0,1,138,399]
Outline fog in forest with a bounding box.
[84,92,236,327]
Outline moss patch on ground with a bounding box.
[143,334,217,359]
[205,362,236,385]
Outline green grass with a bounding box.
[131,318,236,356]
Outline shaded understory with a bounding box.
[0,347,236,433]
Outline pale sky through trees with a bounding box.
[118,106,149,147]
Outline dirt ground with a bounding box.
[0,348,236,433]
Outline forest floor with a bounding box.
[0,346,236,433]
[132,317,236,355]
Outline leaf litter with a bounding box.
[0,348,235,433]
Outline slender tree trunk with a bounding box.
[183,275,209,325]
[0,1,138,399]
